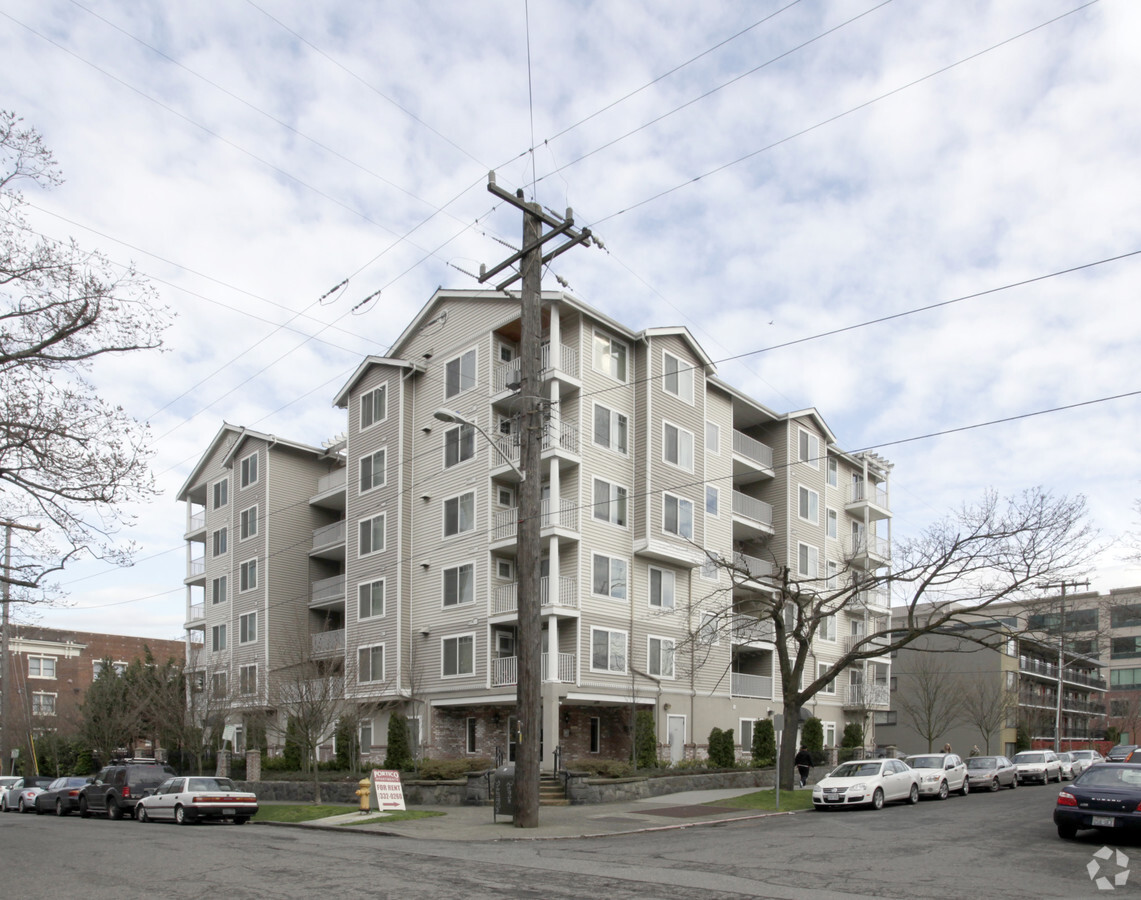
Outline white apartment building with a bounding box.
[178,289,893,769]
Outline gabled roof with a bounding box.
[332,356,421,409]
[784,408,838,445]
[639,326,716,372]
[176,423,327,501]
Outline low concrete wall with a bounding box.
[238,768,775,806]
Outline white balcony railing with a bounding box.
[187,603,205,622]
[316,468,347,495]
[491,420,580,469]
[732,551,774,582]
[848,532,890,560]
[843,684,890,708]
[311,574,346,605]
[844,632,890,654]
[492,652,576,686]
[492,576,578,615]
[187,557,205,577]
[312,520,346,551]
[311,629,345,656]
[732,491,773,527]
[848,481,889,508]
[731,672,773,699]
[492,499,578,543]
[732,430,774,470]
[187,510,206,532]
[732,615,776,643]
[494,341,579,393]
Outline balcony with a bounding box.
[185,510,206,538]
[732,430,775,484]
[846,481,891,521]
[842,684,891,709]
[731,491,774,539]
[1019,655,1106,690]
[280,677,345,704]
[311,629,345,657]
[185,556,206,584]
[731,672,773,699]
[491,499,579,546]
[855,587,890,609]
[491,652,576,686]
[185,603,205,627]
[846,532,890,569]
[311,574,346,608]
[493,341,580,395]
[490,420,580,478]
[732,552,775,590]
[844,632,890,655]
[732,615,775,644]
[492,576,579,616]
[311,520,346,559]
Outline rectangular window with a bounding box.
[359,513,386,556]
[827,457,838,487]
[211,624,227,652]
[593,332,628,382]
[445,348,477,398]
[797,543,819,577]
[818,615,836,642]
[360,385,387,429]
[699,612,719,645]
[443,563,475,607]
[240,452,258,487]
[496,559,514,580]
[443,635,474,677]
[592,404,628,454]
[590,717,601,754]
[1111,606,1141,629]
[706,421,720,454]
[592,478,628,526]
[873,710,898,726]
[239,611,257,644]
[663,494,694,539]
[360,719,374,751]
[497,486,515,508]
[32,692,56,716]
[240,558,258,592]
[591,628,627,673]
[649,567,675,609]
[798,486,819,524]
[444,425,475,468]
[648,636,675,678]
[240,505,258,540]
[358,580,385,619]
[826,508,838,539]
[592,554,628,600]
[28,656,57,679]
[466,718,477,754]
[358,645,384,683]
[211,671,228,699]
[706,486,719,516]
[443,492,475,536]
[239,664,257,695]
[360,449,386,493]
[662,351,694,403]
[1112,637,1141,659]
[212,527,228,557]
[212,479,228,509]
[663,422,694,471]
[211,576,227,605]
[798,429,820,469]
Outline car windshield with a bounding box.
[907,756,944,769]
[188,777,236,791]
[1014,753,1045,763]
[1058,753,1073,762]
[831,762,882,778]
[1078,767,1141,787]
[967,757,998,769]
[1072,751,1095,759]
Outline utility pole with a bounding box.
[1,519,42,775]
[1037,579,1091,753]
[479,171,592,827]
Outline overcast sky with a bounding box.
[3,0,1139,641]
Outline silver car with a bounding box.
[1012,750,1062,784]
[1068,749,1104,776]
[965,755,1018,791]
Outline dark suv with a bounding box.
[78,764,175,820]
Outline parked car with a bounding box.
[1069,749,1104,776]
[33,776,91,816]
[812,759,920,810]
[1056,752,1076,780]
[904,753,970,799]
[1105,744,1137,762]
[1012,750,1062,784]
[1,775,55,812]
[1056,762,1141,839]
[78,763,176,820]
[965,755,1018,791]
[134,776,258,825]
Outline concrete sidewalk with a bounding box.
[263,788,805,842]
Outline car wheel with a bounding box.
[137,805,149,823]
[56,799,67,816]
[1058,823,1078,840]
[908,783,919,805]
[35,802,44,815]
[1010,775,1018,789]
[937,781,949,800]
[174,804,189,825]
[108,799,123,820]
[871,788,884,810]
[18,798,26,813]
[79,796,90,818]
[990,778,1000,792]
[960,779,969,796]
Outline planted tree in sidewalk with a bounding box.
[891,654,963,752]
[959,672,1016,754]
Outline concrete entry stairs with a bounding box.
[540,773,569,806]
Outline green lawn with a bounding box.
[711,788,815,812]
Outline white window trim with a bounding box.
[443,424,476,469]
[496,485,515,508]
[797,542,819,578]
[662,350,694,405]
[826,457,838,487]
[239,611,257,644]
[239,663,257,695]
[826,508,838,540]
[818,662,836,693]
[240,504,258,541]
[798,485,819,525]
[28,655,57,679]
[442,561,476,608]
[706,485,720,518]
[358,579,386,620]
[359,447,387,495]
[212,527,228,558]
[648,566,676,610]
[32,691,58,714]
[590,626,628,674]
[591,553,628,601]
[798,429,820,470]
[592,402,629,456]
[240,451,259,487]
[699,611,720,645]
[818,615,837,643]
[360,384,388,431]
[662,492,694,539]
[495,558,514,580]
[212,478,228,509]
[647,634,676,679]
[211,575,227,605]
[358,513,387,557]
[444,347,478,399]
[706,421,720,454]
[592,330,629,383]
[592,477,628,527]
[358,643,385,683]
[443,491,476,538]
[211,623,227,652]
[239,557,258,593]
[441,633,476,679]
[662,421,695,472]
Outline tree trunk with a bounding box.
[778,699,802,791]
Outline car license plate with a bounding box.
[223,808,236,816]
[1092,816,1116,828]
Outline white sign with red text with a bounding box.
[370,769,406,811]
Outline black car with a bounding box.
[78,764,176,820]
[1055,762,1141,839]
[1105,744,1137,762]
[34,776,91,816]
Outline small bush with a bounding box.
[384,713,414,771]
[565,758,634,778]
[634,709,657,769]
[751,719,776,767]
[262,755,296,773]
[414,758,492,780]
[803,717,826,766]
[707,727,736,769]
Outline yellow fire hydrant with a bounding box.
[356,778,371,814]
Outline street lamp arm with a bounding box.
[432,408,525,480]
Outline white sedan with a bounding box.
[905,754,970,799]
[1,775,55,813]
[813,759,920,810]
[134,776,258,825]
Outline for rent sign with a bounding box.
[370,769,406,811]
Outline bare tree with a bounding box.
[959,673,1016,754]
[0,111,170,595]
[891,655,963,752]
[686,489,1094,789]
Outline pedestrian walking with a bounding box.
[941,743,952,754]
[970,745,980,757]
[795,746,812,788]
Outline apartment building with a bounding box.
[178,289,893,768]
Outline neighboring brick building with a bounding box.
[0,625,184,770]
